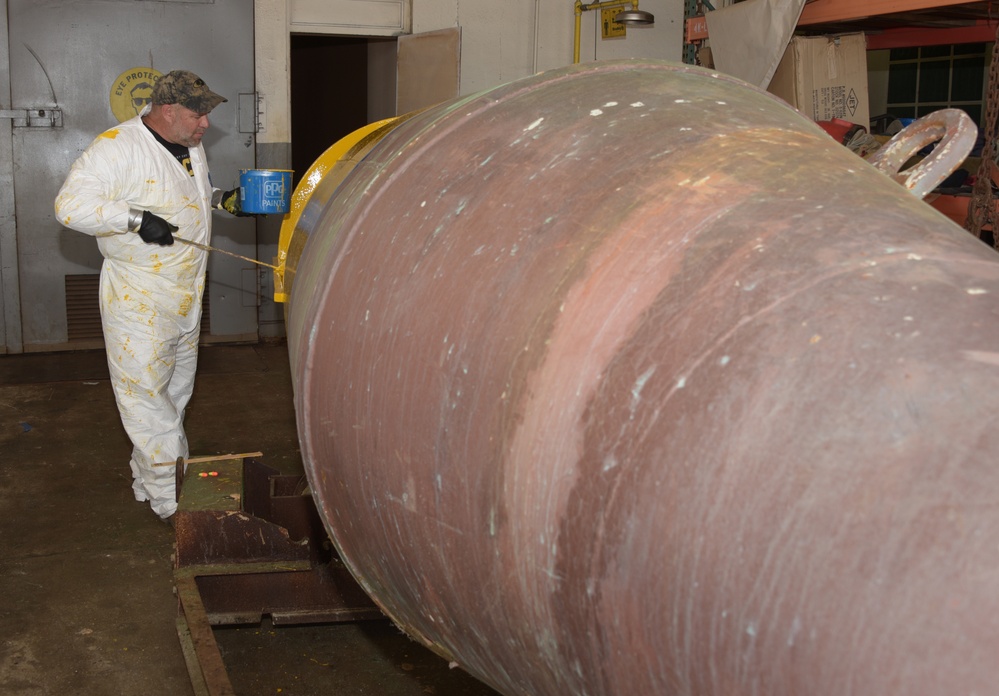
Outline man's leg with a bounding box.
[106,337,187,517]
[168,324,201,426]
[103,313,189,520]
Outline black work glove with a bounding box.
[137,211,177,245]
[218,188,253,217]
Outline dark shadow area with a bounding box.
[290,35,372,187]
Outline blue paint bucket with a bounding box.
[239,169,293,214]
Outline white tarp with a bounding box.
[704,0,807,88]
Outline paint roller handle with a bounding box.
[211,187,255,217]
[130,209,177,246]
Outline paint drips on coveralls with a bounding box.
[54,104,216,519]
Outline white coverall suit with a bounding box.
[54,106,215,519]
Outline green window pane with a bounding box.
[888,62,917,103]
[921,45,952,59]
[918,60,950,102]
[952,57,985,101]
[890,47,919,60]
[953,43,986,56]
[916,104,947,117]
[962,104,982,128]
[889,106,916,119]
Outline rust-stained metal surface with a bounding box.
[174,458,380,623]
[173,458,381,696]
[867,107,977,198]
[284,60,999,695]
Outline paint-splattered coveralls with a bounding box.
[54,108,214,519]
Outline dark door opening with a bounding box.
[289,34,397,185]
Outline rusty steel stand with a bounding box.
[172,456,383,696]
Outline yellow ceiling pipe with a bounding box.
[573,0,655,64]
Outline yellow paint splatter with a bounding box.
[99,129,120,139]
[178,294,193,317]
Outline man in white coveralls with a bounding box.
[55,70,246,525]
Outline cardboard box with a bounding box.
[768,33,870,129]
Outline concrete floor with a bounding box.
[0,342,499,696]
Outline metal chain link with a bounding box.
[965,24,999,246]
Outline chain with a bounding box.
[965,23,999,247]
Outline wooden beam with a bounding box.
[866,22,998,49]
[686,4,994,46]
[799,0,982,25]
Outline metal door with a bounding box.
[0,4,18,353]
[0,0,256,353]
[397,28,461,114]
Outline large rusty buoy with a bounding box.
[282,60,999,695]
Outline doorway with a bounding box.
[290,35,398,185]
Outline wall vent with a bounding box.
[65,274,102,341]
[65,274,212,341]
[201,283,211,335]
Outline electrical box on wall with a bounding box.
[238,93,260,133]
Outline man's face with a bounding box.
[163,104,210,148]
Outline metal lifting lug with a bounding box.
[0,108,63,128]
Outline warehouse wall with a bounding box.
[0,0,685,352]
[412,0,684,94]
[255,0,685,151]
[1,0,259,353]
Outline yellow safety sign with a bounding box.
[109,67,161,123]
[601,9,626,38]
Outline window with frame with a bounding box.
[886,43,989,128]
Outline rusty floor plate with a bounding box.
[174,455,382,696]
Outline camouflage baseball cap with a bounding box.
[151,70,227,113]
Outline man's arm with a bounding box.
[54,142,132,237]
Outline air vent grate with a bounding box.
[65,274,211,341]
[65,274,102,341]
